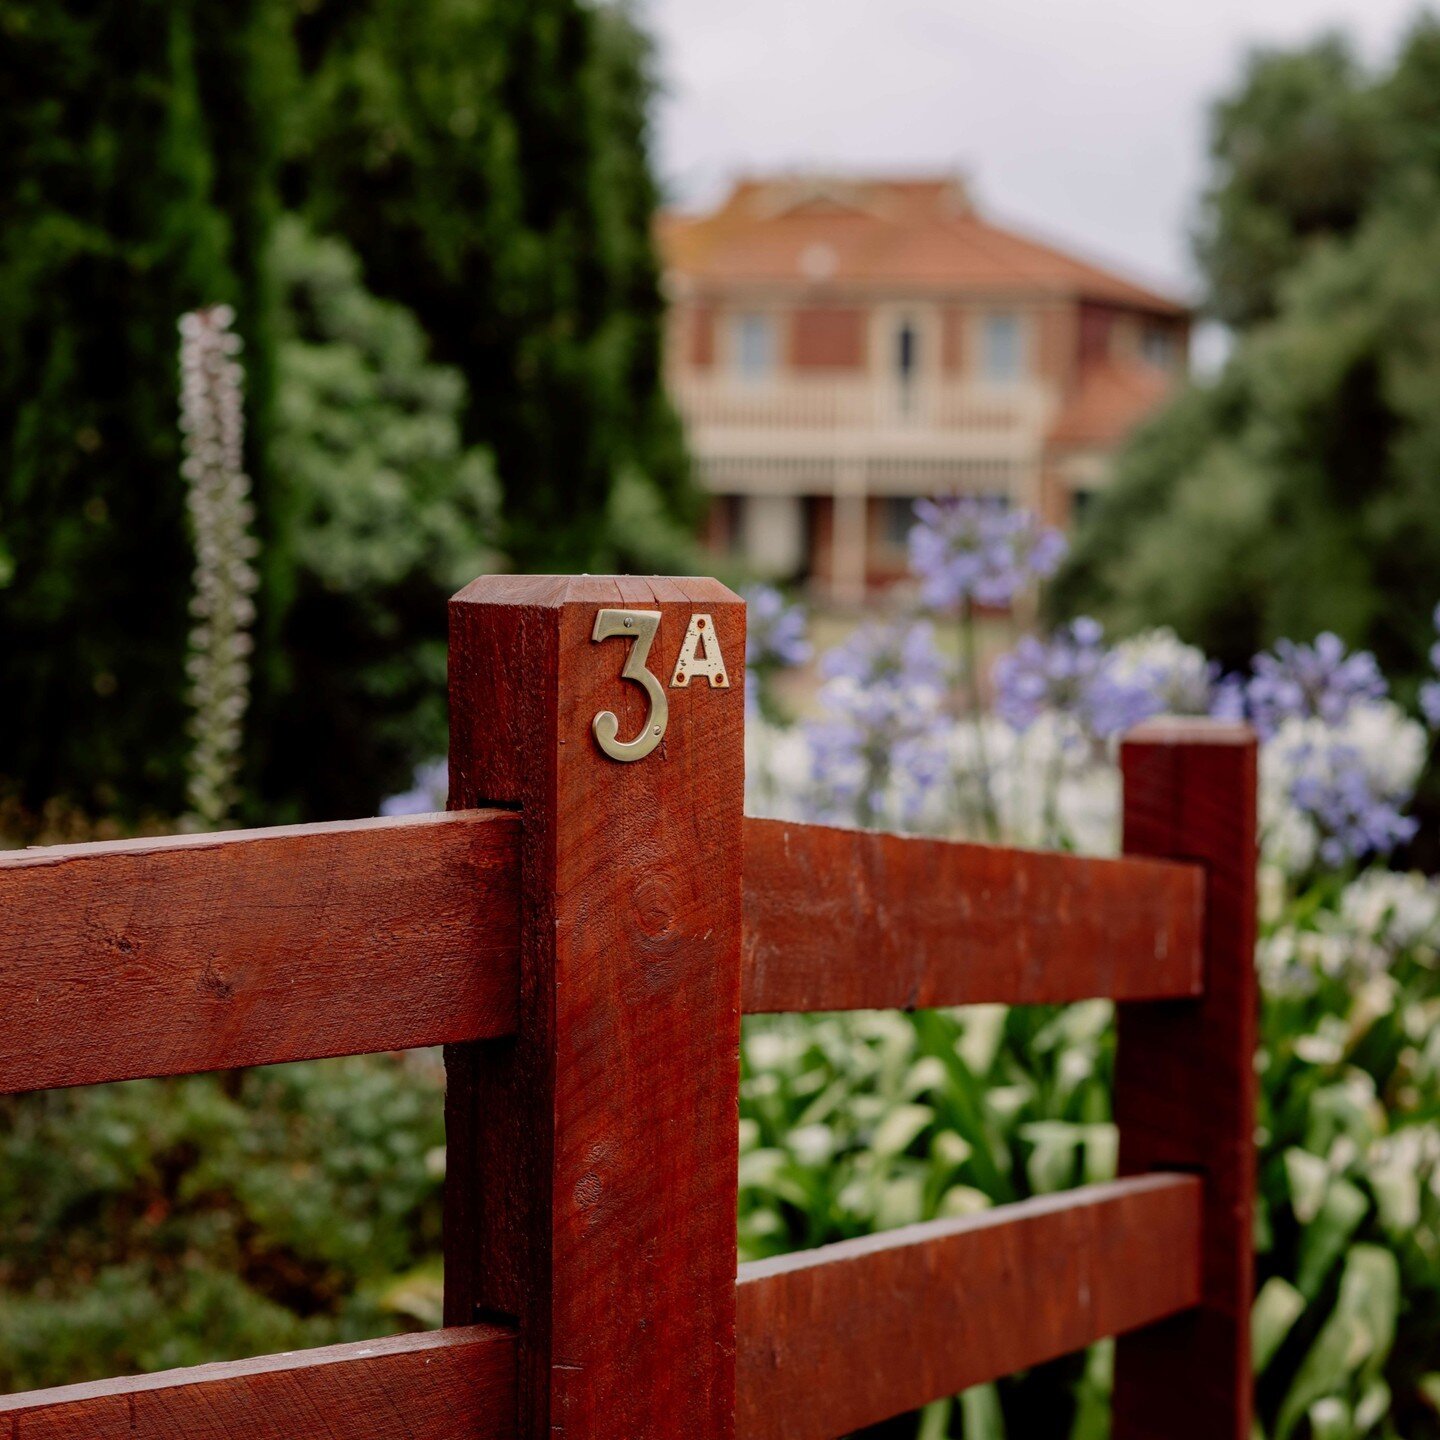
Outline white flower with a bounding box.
[1110,629,1215,716]
[1259,701,1426,877]
[1340,870,1440,956]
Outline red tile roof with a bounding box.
[661,175,1189,317]
[1048,359,1175,449]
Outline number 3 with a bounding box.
[591,609,669,762]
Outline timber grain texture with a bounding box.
[0,1325,517,1440]
[742,817,1203,1012]
[445,576,745,1440]
[1113,721,1259,1440]
[735,1174,1203,1440]
[0,810,520,1093]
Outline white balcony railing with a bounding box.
[671,374,1054,444]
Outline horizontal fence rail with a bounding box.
[742,818,1205,1013]
[0,811,521,1093]
[0,1179,1197,1440]
[0,1325,517,1440]
[1,811,1205,1095]
[735,1174,1204,1440]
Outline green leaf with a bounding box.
[1276,1245,1399,1440]
[1296,1177,1368,1299]
[916,1397,953,1440]
[1284,1146,1331,1225]
[959,1381,1006,1440]
[871,1103,933,1157]
[1254,1276,1307,1375]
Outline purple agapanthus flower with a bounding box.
[992,617,1161,746]
[1245,633,1386,739]
[744,585,812,670]
[908,498,1066,610]
[1209,674,1248,722]
[1289,741,1419,868]
[1422,679,1440,728]
[804,621,950,825]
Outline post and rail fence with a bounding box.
[0,574,1258,1440]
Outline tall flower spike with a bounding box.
[178,305,258,829]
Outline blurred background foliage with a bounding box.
[0,0,689,823]
[1055,17,1440,697]
[268,215,501,816]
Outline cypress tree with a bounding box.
[291,0,691,571]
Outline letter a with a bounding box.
[670,613,730,688]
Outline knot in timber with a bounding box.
[626,871,685,1004]
[629,872,683,956]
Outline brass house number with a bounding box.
[590,608,729,762]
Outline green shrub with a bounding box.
[0,1053,446,1392]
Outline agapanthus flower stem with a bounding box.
[960,600,1000,839]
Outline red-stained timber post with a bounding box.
[1112,720,1259,1440]
[444,576,746,1440]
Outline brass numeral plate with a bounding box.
[591,609,668,762]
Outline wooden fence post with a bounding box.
[443,576,745,1440]
[1113,719,1258,1440]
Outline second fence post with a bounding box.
[1113,719,1259,1440]
[444,576,746,1440]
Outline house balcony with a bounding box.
[670,375,1057,481]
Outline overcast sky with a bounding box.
[646,0,1428,302]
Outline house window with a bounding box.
[895,319,919,383]
[1142,325,1177,371]
[732,313,776,380]
[981,313,1024,384]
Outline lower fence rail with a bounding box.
[735,1174,1204,1440]
[0,1326,517,1440]
[0,1176,1201,1440]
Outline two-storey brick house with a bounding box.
[659,174,1190,602]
